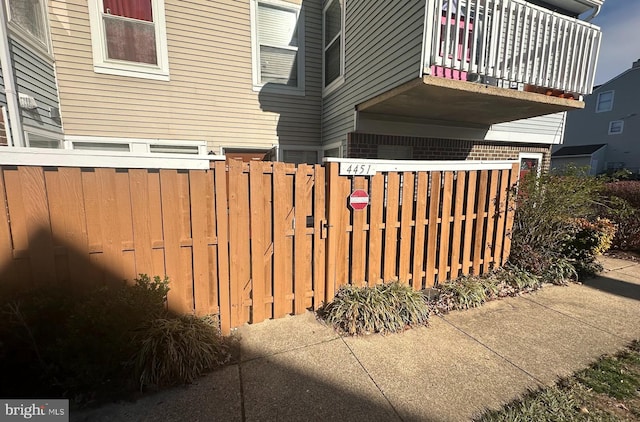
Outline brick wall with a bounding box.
[347,133,552,171]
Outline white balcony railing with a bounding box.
[424,0,602,95]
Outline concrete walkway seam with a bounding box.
[237,364,247,422]
[521,295,633,342]
[239,336,342,364]
[439,315,546,386]
[339,336,406,422]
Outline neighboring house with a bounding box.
[0,0,64,148]
[11,0,604,168]
[553,59,640,175]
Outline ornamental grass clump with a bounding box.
[133,314,231,389]
[437,274,490,312]
[321,282,429,335]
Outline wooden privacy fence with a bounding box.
[0,158,518,334]
[324,161,520,297]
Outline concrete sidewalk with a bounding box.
[72,256,640,422]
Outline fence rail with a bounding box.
[426,0,601,94]
[0,159,518,334]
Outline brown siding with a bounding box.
[48,0,322,151]
[347,133,552,171]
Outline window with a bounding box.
[595,90,614,113]
[518,152,542,179]
[251,0,303,91]
[282,149,319,164]
[6,0,49,52]
[24,130,63,149]
[323,0,344,93]
[87,0,170,80]
[608,120,624,135]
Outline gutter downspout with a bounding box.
[0,0,24,147]
[583,3,601,21]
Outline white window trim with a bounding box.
[322,0,345,96]
[279,145,322,163]
[5,0,53,61]
[595,90,614,113]
[518,152,543,176]
[608,120,624,135]
[23,126,64,148]
[250,0,305,95]
[63,136,207,155]
[322,141,344,158]
[86,0,170,81]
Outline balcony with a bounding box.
[357,0,602,126]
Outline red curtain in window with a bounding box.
[103,0,153,22]
[103,0,156,64]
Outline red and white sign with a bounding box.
[349,189,369,210]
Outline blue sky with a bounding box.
[591,0,640,84]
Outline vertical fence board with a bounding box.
[249,162,267,322]
[502,163,520,263]
[493,169,510,266]
[262,169,274,319]
[190,170,213,316]
[214,161,231,334]
[483,170,500,272]
[350,176,367,286]
[129,169,155,278]
[367,173,384,285]
[461,170,477,275]
[450,171,466,279]
[114,171,136,283]
[146,171,166,279]
[426,171,441,286]
[19,167,56,284]
[0,169,16,284]
[473,170,489,275]
[272,162,289,318]
[160,170,193,314]
[284,171,295,314]
[383,173,400,281]
[227,159,250,326]
[3,168,31,285]
[294,165,312,315]
[438,172,454,283]
[96,168,126,283]
[334,173,350,289]
[313,165,326,307]
[43,170,71,284]
[411,172,428,290]
[399,172,414,284]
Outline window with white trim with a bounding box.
[595,90,614,113]
[87,0,170,80]
[282,149,319,164]
[251,0,303,90]
[323,0,344,93]
[24,129,63,149]
[608,120,624,135]
[6,0,50,53]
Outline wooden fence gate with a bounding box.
[0,158,518,335]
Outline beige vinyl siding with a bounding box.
[48,0,322,151]
[321,0,424,145]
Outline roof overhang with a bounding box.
[357,76,585,126]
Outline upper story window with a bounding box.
[251,0,304,93]
[87,0,170,81]
[595,90,614,113]
[6,0,50,53]
[323,0,344,94]
[608,120,624,135]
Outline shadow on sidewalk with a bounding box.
[581,274,640,302]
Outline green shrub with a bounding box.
[495,265,541,291]
[0,274,226,406]
[133,315,230,389]
[320,282,429,335]
[438,275,490,311]
[541,257,578,285]
[601,181,640,251]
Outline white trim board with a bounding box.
[0,147,223,169]
[324,157,517,172]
